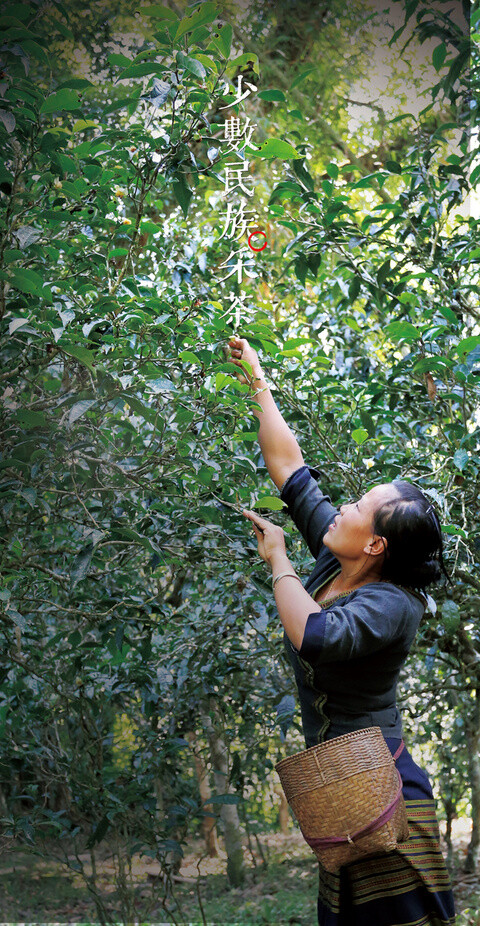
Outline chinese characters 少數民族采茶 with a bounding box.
[215,75,268,328]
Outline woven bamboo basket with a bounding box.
[275,727,409,873]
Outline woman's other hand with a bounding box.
[227,336,263,385]
[243,509,287,565]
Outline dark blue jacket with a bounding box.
[280,466,426,747]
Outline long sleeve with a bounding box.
[280,465,338,560]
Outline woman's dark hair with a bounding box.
[372,480,451,590]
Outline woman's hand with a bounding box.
[227,336,263,386]
[243,509,287,566]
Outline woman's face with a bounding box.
[322,484,400,562]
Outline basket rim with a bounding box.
[275,726,385,771]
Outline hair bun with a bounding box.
[403,559,441,589]
[373,481,450,590]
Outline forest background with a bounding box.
[0,0,479,923]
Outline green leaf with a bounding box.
[121,394,158,425]
[109,525,154,551]
[107,53,132,67]
[228,53,259,74]
[176,51,206,79]
[68,400,96,425]
[282,337,313,349]
[437,305,459,325]
[326,162,339,180]
[58,342,96,373]
[233,432,258,442]
[9,316,30,334]
[453,449,469,472]
[377,259,391,285]
[54,19,74,40]
[351,428,369,445]
[143,5,178,19]
[71,119,97,132]
[118,62,162,79]
[306,252,321,278]
[40,89,81,114]
[359,411,376,437]
[6,607,26,629]
[269,180,303,203]
[354,172,385,190]
[252,496,286,511]
[15,410,47,429]
[247,138,301,160]
[470,164,480,187]
[348,277,361,301]
[190,53,217,72]
[140,221,161,234]
[441,599,460,633]
[179,350,202,365]
[443,525,467,538]
[433,42,447,71]
[172,177,193,217]
[413,358,453,374]
[215,371,233,390]
[294,253,308,285]
[455,336,480,359]
[257,89,286,102]
[215,23,233,57]
[0,5,29,21]
[290,66,316,89]
[10,268,43,295]
[55,152,77,174]
[0,110,15,133]
[70,542,94,591]
[86,813,110,849]
[385,321,421,342]
[174,2,217,40]
[55,79,94,91]
[18,487,36,508]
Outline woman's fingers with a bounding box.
[243,509,285,565]
[242,509,271,532]
[228,337,244,355]
[243,508,268,526]
[226,338,253,383]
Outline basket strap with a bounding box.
[392,739,405,762]
[304,769,404,850]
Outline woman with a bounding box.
[227,336,456,926]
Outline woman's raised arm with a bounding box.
[227,336,305,491]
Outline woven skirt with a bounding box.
[316,739,456,926]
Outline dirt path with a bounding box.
[0,821,478,924]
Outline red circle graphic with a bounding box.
[247,229,268,252]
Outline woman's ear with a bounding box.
[364,535,387,558]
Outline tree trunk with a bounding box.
[0,781,8,816]
[276,784,290,835]
[465,687,480,873]
[202,703,245,886]
[187,732,219,857]
[441,797,455,870]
